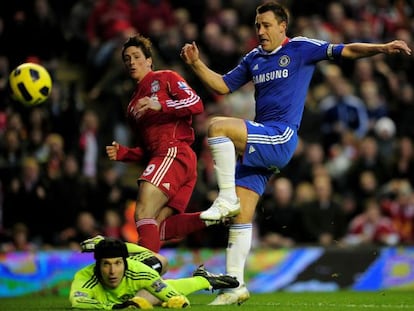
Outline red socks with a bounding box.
[136,218,161,253]
[136,213,208,251]
[159,212,206,241]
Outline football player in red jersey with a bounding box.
[106,34,210,252]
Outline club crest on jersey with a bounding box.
[151,80,160,93]
[278,55,290,67]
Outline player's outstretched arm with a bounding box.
[342,40,412,59]
[105,141,144,162]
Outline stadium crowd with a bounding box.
[0,0,414,252]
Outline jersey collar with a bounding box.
[258,37,290,55]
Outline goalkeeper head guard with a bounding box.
[94,238,129,260]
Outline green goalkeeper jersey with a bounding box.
[69,258,182,310]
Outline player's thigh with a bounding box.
[136,181,169,218]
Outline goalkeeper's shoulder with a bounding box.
[125,242,152,254]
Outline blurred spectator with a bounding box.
[321,1,350,42]
[156,26,183,66]
[301,142,326,183]
[388,136,414,187]
[89,166,135,222]
[380,179,414,244]
[203,29,240,74]
[2,156,49,245]
[65,0,95,66]
[48,153,88,244]
[352,57,397,105]
[102,208,126,240]
[1,2,31,69]
[341,197,400,247]
[393,82,414,138]
[355,170,380,207]
[292,15,331,41]
[359,0,410,41]
[6,112,28,142]
[0,55,10,108]
[0,128,25,185]
[56,210,102,250]
[298,91,324,144]
[24,0,66,76]
[25,107,51,161]
[301,174,347,246]
[85,0,133,87]
[294,181,316,208]
[0,222,38,252]
[256,177,303,248]
[43,133,65,180]
[217,82,255,120]
[360,80,389,132]
[130,0,176,38]
[319,76,369,151]
[325,143,352,191]
[347,135,391,196]
[280,138,306,187]
[78,109,101,181]
[373,116,396,163]
[340,192,359,225]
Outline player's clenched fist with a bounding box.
[106,141,120,161]
[180,41,200,65]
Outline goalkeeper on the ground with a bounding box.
[69,236,239,309]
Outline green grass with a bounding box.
[1,291,414,310]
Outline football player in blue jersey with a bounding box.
[181,0,411,305]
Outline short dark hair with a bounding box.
[121,34,153,60]
[256,1,289,25]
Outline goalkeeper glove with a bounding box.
[161,296,190,309]
[112,297,153,309]
[80,235,104,252]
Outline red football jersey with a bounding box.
[126,70,204,154]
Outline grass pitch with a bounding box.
[1,291,413,310]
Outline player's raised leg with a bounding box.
[200,117,246,221]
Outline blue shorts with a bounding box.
[235,120,298,195]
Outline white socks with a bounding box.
[207,136,238,203]
[226,223,252,286]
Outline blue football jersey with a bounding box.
[223,37,345,130]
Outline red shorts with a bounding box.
[138,144,197,213]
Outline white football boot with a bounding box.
[200,197,241,221]
[209,285,250,305]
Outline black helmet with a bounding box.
[94,238,128,260]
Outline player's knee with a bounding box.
[208,118,227,137]
[135,201,160,219]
